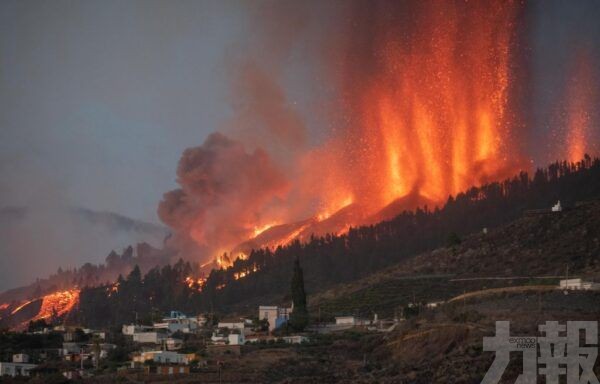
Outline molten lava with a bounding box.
[32,289,80,321]
[7,289,80,330]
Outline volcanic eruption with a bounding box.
[158,1,600,267]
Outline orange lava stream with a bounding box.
[32,290,80,321]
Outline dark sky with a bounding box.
[0,0,246,223]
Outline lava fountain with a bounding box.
[328,1,524,210]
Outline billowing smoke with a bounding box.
[158,132,289,257]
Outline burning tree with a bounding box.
[289,256,308,331]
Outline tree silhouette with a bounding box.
[289,257,309,331]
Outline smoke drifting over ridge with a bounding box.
[158,132,289,256]
[160,1,600,265]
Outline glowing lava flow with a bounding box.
[31,290,80,321]
[253,223,278,237]
[10,299,36,315]
[7,289,80,329]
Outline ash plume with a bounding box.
[158,132,289,256]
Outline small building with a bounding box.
[217,320,245,331]
[83,329,107,340]
[210,332,228,345]
[122,324,153,335]
[133,331,167,344]
[0,361,37,377]
[154,311,200,334]
[335,316,356,326]
[228,333,245,346]
[62,342,83,356]
[559,278,600,290]
[12,354,29,363]
[552,200,562,212]
[258,305,292,332]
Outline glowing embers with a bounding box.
[233,263,259,280]
[106,281,120,297]
[185,276,207,292]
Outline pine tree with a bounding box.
[289,256,309,331]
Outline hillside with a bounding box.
[310,199,600,319]
[192,158,600,314]
[67,158,600,330]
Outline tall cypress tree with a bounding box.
[289,256,309,331]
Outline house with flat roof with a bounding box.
[0,355,37,377]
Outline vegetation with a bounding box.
[289,257,309,331]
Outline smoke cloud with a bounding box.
[158,132,289,256]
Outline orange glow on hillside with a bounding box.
[253,223,278,238]
[33,290,80,321]
[185,276,207,292]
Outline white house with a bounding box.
[258,305,292,332]
[217,321,245,331]
[61,342,83,356]
[552,201,562,212]
[559,278,600,290]
[12,354,29,363]
[228,333,245,345]
[335,316,356,326]
[0,362,37,377]
[154,311,200,334]
[0,355,36,377]
[210,332,228,345]
[122,324,153,335]
[83,329,106,340]
[132,331,167,344]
